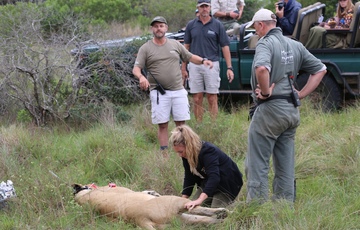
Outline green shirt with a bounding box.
[135,38,193,91]
[252,27,325,100]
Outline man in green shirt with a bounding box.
[133,16,213,157]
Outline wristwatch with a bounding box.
[201,58,208,64]
[260,92,270,98]
[227,66,233,71]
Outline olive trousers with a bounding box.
[245,99,300,203]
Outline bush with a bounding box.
[73,35,151,108]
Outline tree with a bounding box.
[0,3,88,125]
[45,0,142,24]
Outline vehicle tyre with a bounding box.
[295,73,342,112]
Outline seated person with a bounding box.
[247,0,301,49]
[305,0,354,49]
[211,0,246,40]
[275,0,302,36]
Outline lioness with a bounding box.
[72,183,229,229]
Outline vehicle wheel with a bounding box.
[294,72,309,91]
[295,73,342,112]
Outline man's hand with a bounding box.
[139,76,150,91]
[275,2,284,18]
[230,11,239,19]
[203,60,213,69]
[227,69,234,83]
[255,83,275,100]
[181,63,189,81]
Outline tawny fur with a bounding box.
[72,184,229,230]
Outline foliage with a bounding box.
[45,0,142,24]
[241,0,271,23]
[71,35,151,111]
[0,2,88,126]
[16,109,32,123]
[144,0,197,30]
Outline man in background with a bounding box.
[211,0,246,39]
[182,0,234,122]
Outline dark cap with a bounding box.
[197,0,211,7]
[150,16,167,26]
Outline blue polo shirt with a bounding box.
[184,17,230,62]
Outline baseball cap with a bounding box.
[150,16,167,26]
[197,0,211,7]
[246,9,277,28]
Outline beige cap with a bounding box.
[246,9,277,28]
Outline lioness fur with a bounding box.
[72,184,229,229]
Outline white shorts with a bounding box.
[150,88,190,124]
[188,61,220,94]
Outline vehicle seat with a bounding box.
[347,1,360,47]
[292,2,326,45]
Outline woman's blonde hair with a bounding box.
[169,125,202,173]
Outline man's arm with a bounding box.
[132,66,149,91]
[189,55,213,68]
[254,66,275,99]
[298,69,326,99]
[181,44,191,79]
[237,0,245,20]
[221,45,234,83]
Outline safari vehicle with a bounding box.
[72,2,360,111]
[221,2,360,111]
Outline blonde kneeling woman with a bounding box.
[169,125,243,209]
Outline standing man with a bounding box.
[182,0,234,122]
[275,0,302,36]
[245,9,326,204]
[133,16,213,156]
[211,0,246,39]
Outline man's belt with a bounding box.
[217,16,234,21]
[257,95,293,105]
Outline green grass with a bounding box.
[1,99,360,229]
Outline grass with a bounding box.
[0,98,360,229]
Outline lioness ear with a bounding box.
[72,184,84,195]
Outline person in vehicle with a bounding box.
[275,0,302,36]
[305,0,354,49]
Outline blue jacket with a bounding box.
[277,0,302,36]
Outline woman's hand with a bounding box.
[184,200,201,210]
[184,192,208,210]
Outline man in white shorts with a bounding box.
[182,0,234,122]
[133,16,213,157]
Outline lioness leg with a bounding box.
[136,219,156,230]
[188,207,229,219]
[180,213,224,225]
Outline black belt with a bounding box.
[217,16,234,21]
[257,95,292,105]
